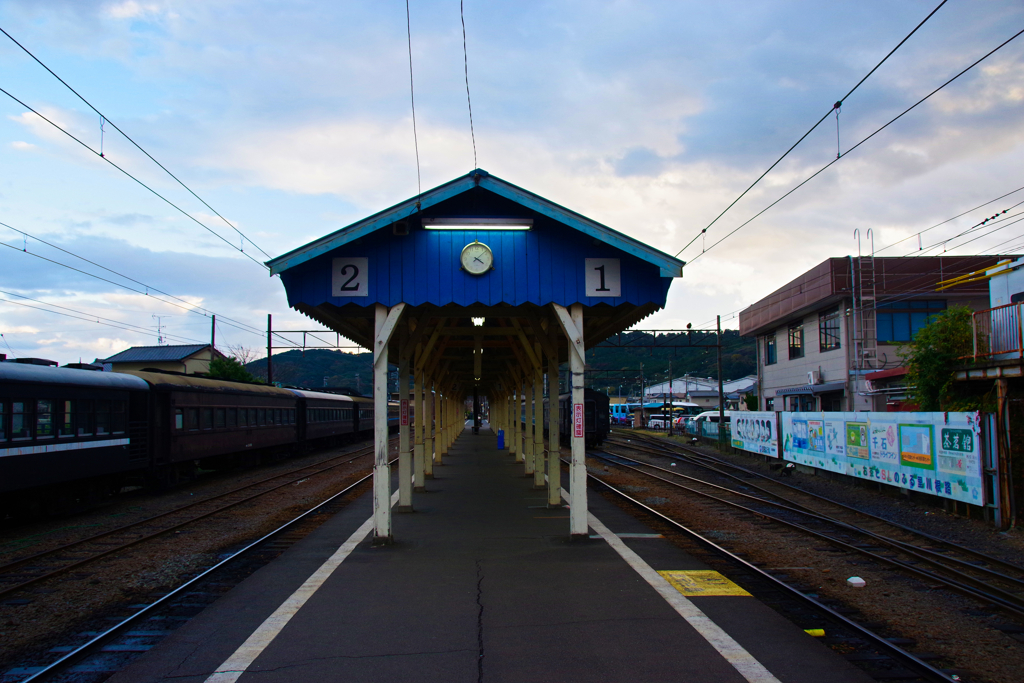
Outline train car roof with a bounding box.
[122,370,296,397]
[285,389,357,402]
[0,362,150,390]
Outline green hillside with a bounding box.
[244,329,755,396]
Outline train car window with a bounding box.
[202,408,213,430]
[274,409,281,424]
[215,408,226,429]
[258,408,266,426]
[76,399,94,436]
[59,400,74,437]
[11,401,31,440]
[112,402,126,434]
[174,408,184,430]
[228,408,238,428]
[248,408,257,426]
[0,401,5,441]
[95,400,111,435]
[289,409,296,424]
[187,408,199,431]
[238,408,248,427]
[33,399,54,439]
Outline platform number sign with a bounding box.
[585,258,621,297]
[332,257,369,297]
[400,399,409,426]
[573,403,585,438]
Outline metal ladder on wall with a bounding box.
[856,255,879,371]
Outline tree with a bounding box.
[208,355,262,383]
[901,305,975,411]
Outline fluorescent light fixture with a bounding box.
[423,217,533,230]
[471,317,485,326]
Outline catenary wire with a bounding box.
[686,26,1024,266]
[875,184,1024,255]
[675,0,949,258]
[406,0,421,197]
[0,223,301,348]
[0,86,269,271]
[0,26,273,261]
[461,0,478,169]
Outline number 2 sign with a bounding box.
[332,257,368,297]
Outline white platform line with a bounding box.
[563,488,781,683]
[204,488,400,683]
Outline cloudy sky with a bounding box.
[1,0,1022,365]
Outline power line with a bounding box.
[686,25,1024,265]
[461,0,478,169]
[675,0,949,258]
[0,86,270,271]
[0,26,273,261]
[875,184,1024,255]
[0,220,298,347]
[405,0,421,197]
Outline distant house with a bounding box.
[101,344,226,375]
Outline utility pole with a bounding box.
[667,360,673,436]
[267,314,273,385]
[211,314,216,359]
[717,315,725,448]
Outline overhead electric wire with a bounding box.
[0,221,301,348]
[685,25,1024,266]
[405,0,421,197]
[0,290,207,345]
[0,86,269,271]
[675,0,949,258]
[460,0,478,169]
[875,184,1024,255]
[0,26,272,261]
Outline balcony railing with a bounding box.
[971,302,1024,360]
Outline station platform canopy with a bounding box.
[267,168,684,541]
[268,169,684,373]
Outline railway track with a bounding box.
[597,433,1024,619]
[0,438,392,602]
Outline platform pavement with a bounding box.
[108,427,873,683]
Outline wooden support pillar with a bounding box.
[523,373,534,475]
[533,341,545,488]
[437,388,446,464]
[513,380,522,462]
[547,328,561,507]
[372,303,404,543]
[413,345,425,492]
[398,332,412,511]
[555,303,587,537]
[996,378,1015,529]
[425,378,435,478]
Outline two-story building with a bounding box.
[738,255,1014,412]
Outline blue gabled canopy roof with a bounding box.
[267,169,684,278]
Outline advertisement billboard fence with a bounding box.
[730,411,779,458]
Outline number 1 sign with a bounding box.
[332,257,368,297]
[584,258,621,297]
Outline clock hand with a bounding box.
[474,256,484,264]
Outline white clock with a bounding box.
[460,241,493,275]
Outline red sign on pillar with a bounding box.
[400,399,409,426]
[573,403,584,438]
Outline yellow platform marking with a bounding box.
[659,570,751,597]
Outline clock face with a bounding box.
[461,241,493,275]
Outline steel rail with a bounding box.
[591,448,1024,619]
[19,457,397,683]
[611,431,1024,576]
[580,466,956,683]
[0,439,390,600]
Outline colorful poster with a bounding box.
[781,411,983,505]
[730,411,779,458]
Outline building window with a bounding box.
[819,308,841,352]
[788,323,804,359]
[876,300,945,343]
[765,398,774,411]
[765,335,777,365]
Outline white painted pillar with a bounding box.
[372,303,404,542]
[425,379,435,478]
[568,304,587,536]
[523,375,534,474]
[533,343,545,488]
[413,347,425,492]
[437,390,446,464]
[398,346,412,510]
[547,336,561,507]
[512,384,522,462]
